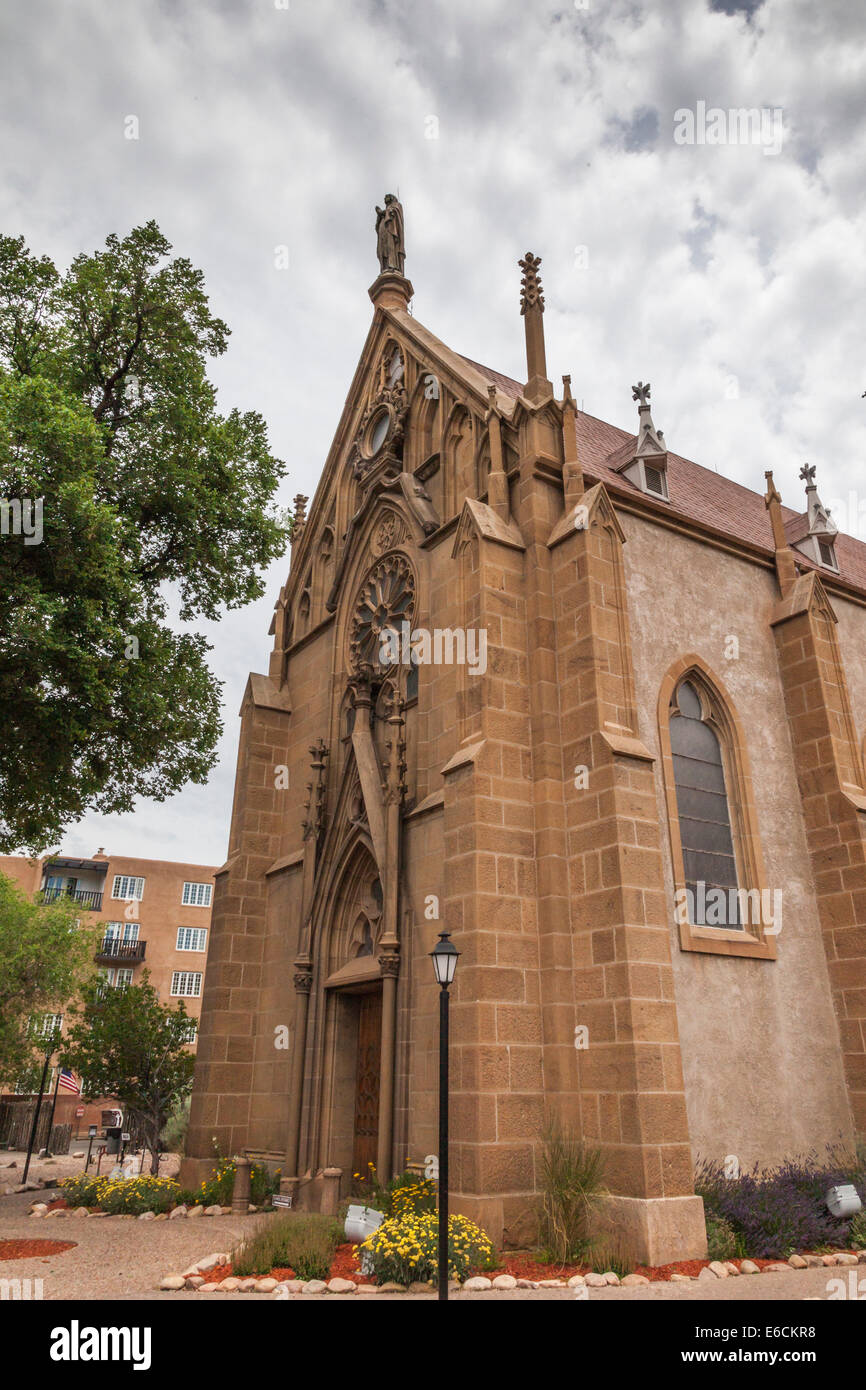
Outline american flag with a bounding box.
[58,1068,80,1095]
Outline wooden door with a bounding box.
[352,990,382,1178]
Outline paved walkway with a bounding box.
[0,1191,856,1301]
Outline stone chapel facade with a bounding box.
[181,210,866,1263]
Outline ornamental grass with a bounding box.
[232,1213,342,1280]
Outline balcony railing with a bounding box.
[94,937,147,964]
[42,887,103,910]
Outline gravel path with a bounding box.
[0,1192,854,1301]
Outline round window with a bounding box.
[368,411,390,455]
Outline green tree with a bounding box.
[61,972,195,1174]
[0,221,290,852]
[0,871,97,1087]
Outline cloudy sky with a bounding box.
[2,0,864,865]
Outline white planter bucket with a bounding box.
[344,1204,384,1245]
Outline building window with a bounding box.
[105,921,140,942]
[669,681,741,927]
[99,967,133,988]
[644,463,668,498]
[171,971,203,997]
[31,1013,63,1039]
[181,882,212,908]
[181,1019,198,1043]
[112,875,145,901]
[176,927,208,952]
[658,658,776,960]
[818,540,838,571]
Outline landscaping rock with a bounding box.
[516,1279,537,1289]
[802,1255,824,1267]
[328,1278,356,1294]
[186,1277,205,1289]
[248,1204,257,1213]
[670,1273,693,1282]
[739,1260,760,1274]
[255,1278,278,1293]
[708,1261,729,1279]
[196,1254,225,1273]
[836,1253,859,1266]
[220,1206,233,1215]
[89,1211,108,1218]
[621,1274,649,1286]
[160,1276,186,1291]
[169,1206,188,1220]
[567,1274,586,1287]
[14,1181,42,1193]
[462,1276,492,1290]
[788,1255,808,1269]
[698,1267,717,1282]
[138,1211,156,1221]
[724,1262,739,1275]
[187,1205,205,1218]
[71,1207,90,1218]
[407,1281,433,1293]
[376,1282,407,1293]
[222,1278,240,1291]
[198,1283,219,1292]
[821,1254,838,1266]
[153,1213,168,1221]
[238,1278,257,1291]
[301,1279,328,1294]
[28,1203,47,1215]
[584,1273,607,1287]
[356,1284,378,1294]
[602,1273,620,1286]
[204,1205,222,1217]
[492,1274,518,1290]
[762,1263,789,1273]
[46,1208,67,1218]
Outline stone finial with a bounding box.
[631,382,666,459]
[561,375,584,507]
[518,252,551,403]
[631,381,651,408]
[518,252,545,315]
[291,494,309,545]
[764,470,797,596]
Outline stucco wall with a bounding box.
[622,513,855,1168]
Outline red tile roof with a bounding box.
[459,354,866,599]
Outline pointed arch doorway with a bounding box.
[352,986,382,1178]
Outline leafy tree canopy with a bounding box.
[0,221,289,851]
[0,871,98,1087]
[61,971,196,1174]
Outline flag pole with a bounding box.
[43,1065,63,1157]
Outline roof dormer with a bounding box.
[614,381,669,500]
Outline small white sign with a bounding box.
[272,1193,292,1208]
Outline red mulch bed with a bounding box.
[0,1239,76,1260]
[207,1244,375,1285]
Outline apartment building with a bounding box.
[0,849,218,1047]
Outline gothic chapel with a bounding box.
[182,200,866,1263]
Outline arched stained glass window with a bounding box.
[669,680,741,928]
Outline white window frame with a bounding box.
[176,927,208,952]
[105,921,140,942]
[181,881,212,908]
[171,971,202,998]
[111,875,145,901]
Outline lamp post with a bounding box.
[429,930,459,1302]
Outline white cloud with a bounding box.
[1,0,864,860]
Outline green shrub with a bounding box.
[537,1117,605,1264]
[98,1176,180,1215]
[589,1231,636,1279]
[706,1214,738,1262]
[849,1211,866,1250]
[232,1213,342,1278]
[359,1212,495,1286]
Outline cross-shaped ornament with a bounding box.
[799,463,816,484]
[632,381,651,407]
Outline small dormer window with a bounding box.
[818,540,838,571]
[644,464,668,498]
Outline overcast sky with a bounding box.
[2,0,864,866]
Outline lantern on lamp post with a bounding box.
[429,930,459,1301]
